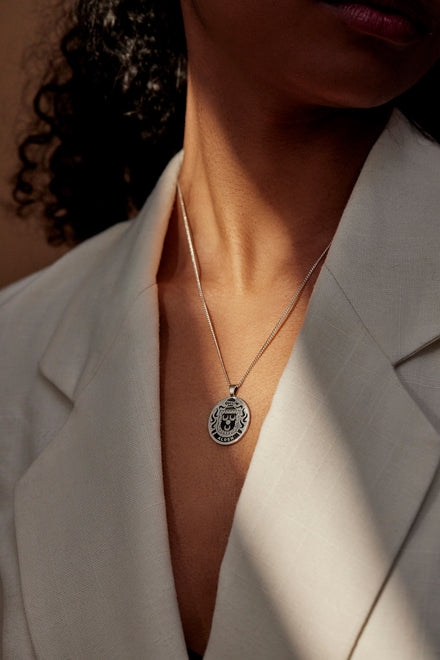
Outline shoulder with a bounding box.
[0,221,130,394]
[0,150,182,391]
[0,220,129,315]
[0,220,129,323]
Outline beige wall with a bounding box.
[0,0,70,289]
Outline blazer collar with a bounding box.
[17,152,189,659]
[326,110,440,365]
[16,112,440,658]
[206,112,440,656]
[206,265,440,658]
[39,150,183,401]
[39,111,440,400]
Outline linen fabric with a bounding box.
[2,111,440,659]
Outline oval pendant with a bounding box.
[208,396,250,445]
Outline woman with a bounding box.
[2,0,440,658]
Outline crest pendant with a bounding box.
[208,396,250,445]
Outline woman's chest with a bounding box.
[158,283,310,653]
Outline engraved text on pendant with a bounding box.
[208,396,250,445]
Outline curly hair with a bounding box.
[14,0,186,244]
[13,1,440,244]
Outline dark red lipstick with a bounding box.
[320,0,431,43]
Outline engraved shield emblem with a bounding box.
[208,396,250,445]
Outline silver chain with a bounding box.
[177,183,331,396]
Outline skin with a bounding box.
[158,0,440,653]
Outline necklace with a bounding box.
[177,183,331,446]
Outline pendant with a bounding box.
[208,386,250,445]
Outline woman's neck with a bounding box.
[174,68,391,294]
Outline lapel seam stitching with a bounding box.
[326,264,440,369]
[348,457,440,659]
[73,282,158,401]
[394,334,440,367]
[324,264,394,364]
[38,282,158,404]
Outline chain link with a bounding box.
[177,183,331,395]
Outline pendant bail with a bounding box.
[229,384,239,397]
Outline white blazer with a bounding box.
[2,111,440,659]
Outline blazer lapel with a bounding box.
[14,154,189,659]
[13,112,440,660]
[205,113,440,659]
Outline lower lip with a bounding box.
[321,2,422,43]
